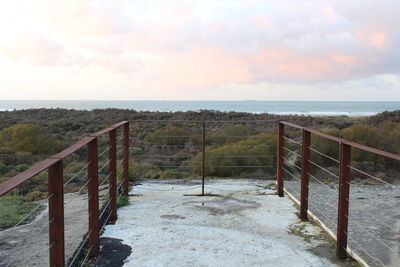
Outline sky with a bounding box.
[0,0,399,101]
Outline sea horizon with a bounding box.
[1,100,400,117]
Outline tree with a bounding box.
[0,124,60,155]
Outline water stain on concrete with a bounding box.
[185,197,260,214]
[95,237,132,267]
[160,214,186,220]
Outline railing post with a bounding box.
[48,160,65,267]
[337,142,352,259]
[87,138,99,259]
[123,122,130,196]
[201,121,206,196]
[300,129,311,220]
[109,129,117,223]
[277,122,284,197]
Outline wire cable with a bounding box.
[68,229,92,267]
[283,136,302,146]
[79,244,93,267]
[309,146,339,164]
[348,165,396,188]
[308,160,339,179]
[308,172,339,196]
[282,167,301,182]
[98,159,111,173]
[98,147,111,158]
[6,217,54,267]
[4,193,53,231]
[283,146,302,158]
[64,162,90,186]
[209,155,274,158]
[283,157,301,170]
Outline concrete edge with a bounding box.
[282,187,370,267]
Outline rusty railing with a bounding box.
[2,119,400,266]
[0,121,130,266]
[277,121,400,265]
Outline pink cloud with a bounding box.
[145,47,252,89]
[0,32,64,65]
[1,0,399,92]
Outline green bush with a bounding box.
[25,191,47,201]
[0,124,60,155]
[159,169,185,179]
[191,133,276,177]
[117,196,129,207]
[210,124,260,145]
[144,169,161,179]
[130,162,159,180]
[0,163,10,175]
[144,124,200,145]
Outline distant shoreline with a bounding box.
[1,100,399,117]
[0,108,377,117]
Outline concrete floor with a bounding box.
[99,179,341,267]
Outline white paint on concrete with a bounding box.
[101,179,337,267]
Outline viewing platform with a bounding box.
[97,179,340,267]
[1,119,400,266]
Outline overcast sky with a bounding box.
[0,0,399,101]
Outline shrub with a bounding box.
[0,124,60,155]
[26,191,47,201]
[159,169,185,179]
[130,162,159,180]
[117,196,129,207]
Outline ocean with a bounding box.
[0,100,399,117]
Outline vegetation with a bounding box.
[0,195,39,229]
[117,196,130,207]
[1,108,400,229]
[311,123,400,166]
[192,132,276,177]
[0,124,60,154]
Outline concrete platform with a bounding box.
[98,179,342,267]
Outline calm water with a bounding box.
[1,100,399,116]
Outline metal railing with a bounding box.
[131,120,277,196]
[0,121,130,266]
[2,118,400,266]
[277,121,400,266]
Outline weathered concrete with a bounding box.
[0,188,109,266]
[286,180,400,266]
[100,179,342,267]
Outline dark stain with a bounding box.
[184,197,260,215]
[160,214,186,220]
[95,237,132,267]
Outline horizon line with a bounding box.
[1,99,400,102]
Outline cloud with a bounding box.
[0,0,399,99]
[0,31,64,65]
